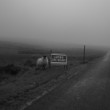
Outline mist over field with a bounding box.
[0,1,110,109]
[0,0,110,49]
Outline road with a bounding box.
[24,52,110,110]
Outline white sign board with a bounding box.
[50,53,67,65]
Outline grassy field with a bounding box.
[0,43,106,110]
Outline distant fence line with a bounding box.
[18,50,49,54]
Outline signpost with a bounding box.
[50,53,68,68]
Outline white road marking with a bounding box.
[20,87,57,110]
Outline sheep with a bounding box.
[36,56,49,70]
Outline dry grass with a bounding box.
[0,51,104,110]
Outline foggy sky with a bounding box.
[0,0,110,48]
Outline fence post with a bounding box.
[83,45,86,64]
[49,50,52,68]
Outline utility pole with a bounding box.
[49,49,52,68]
[83,45,86,64]
[50,49,52,54]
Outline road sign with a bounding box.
[50,53,67,65]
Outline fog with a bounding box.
[0,0,110,48]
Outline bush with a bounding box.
[24,59,35,67]
[0,64,21,75]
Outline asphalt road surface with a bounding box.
[24,52,110,110]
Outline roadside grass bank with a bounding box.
[0,56,102,110]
